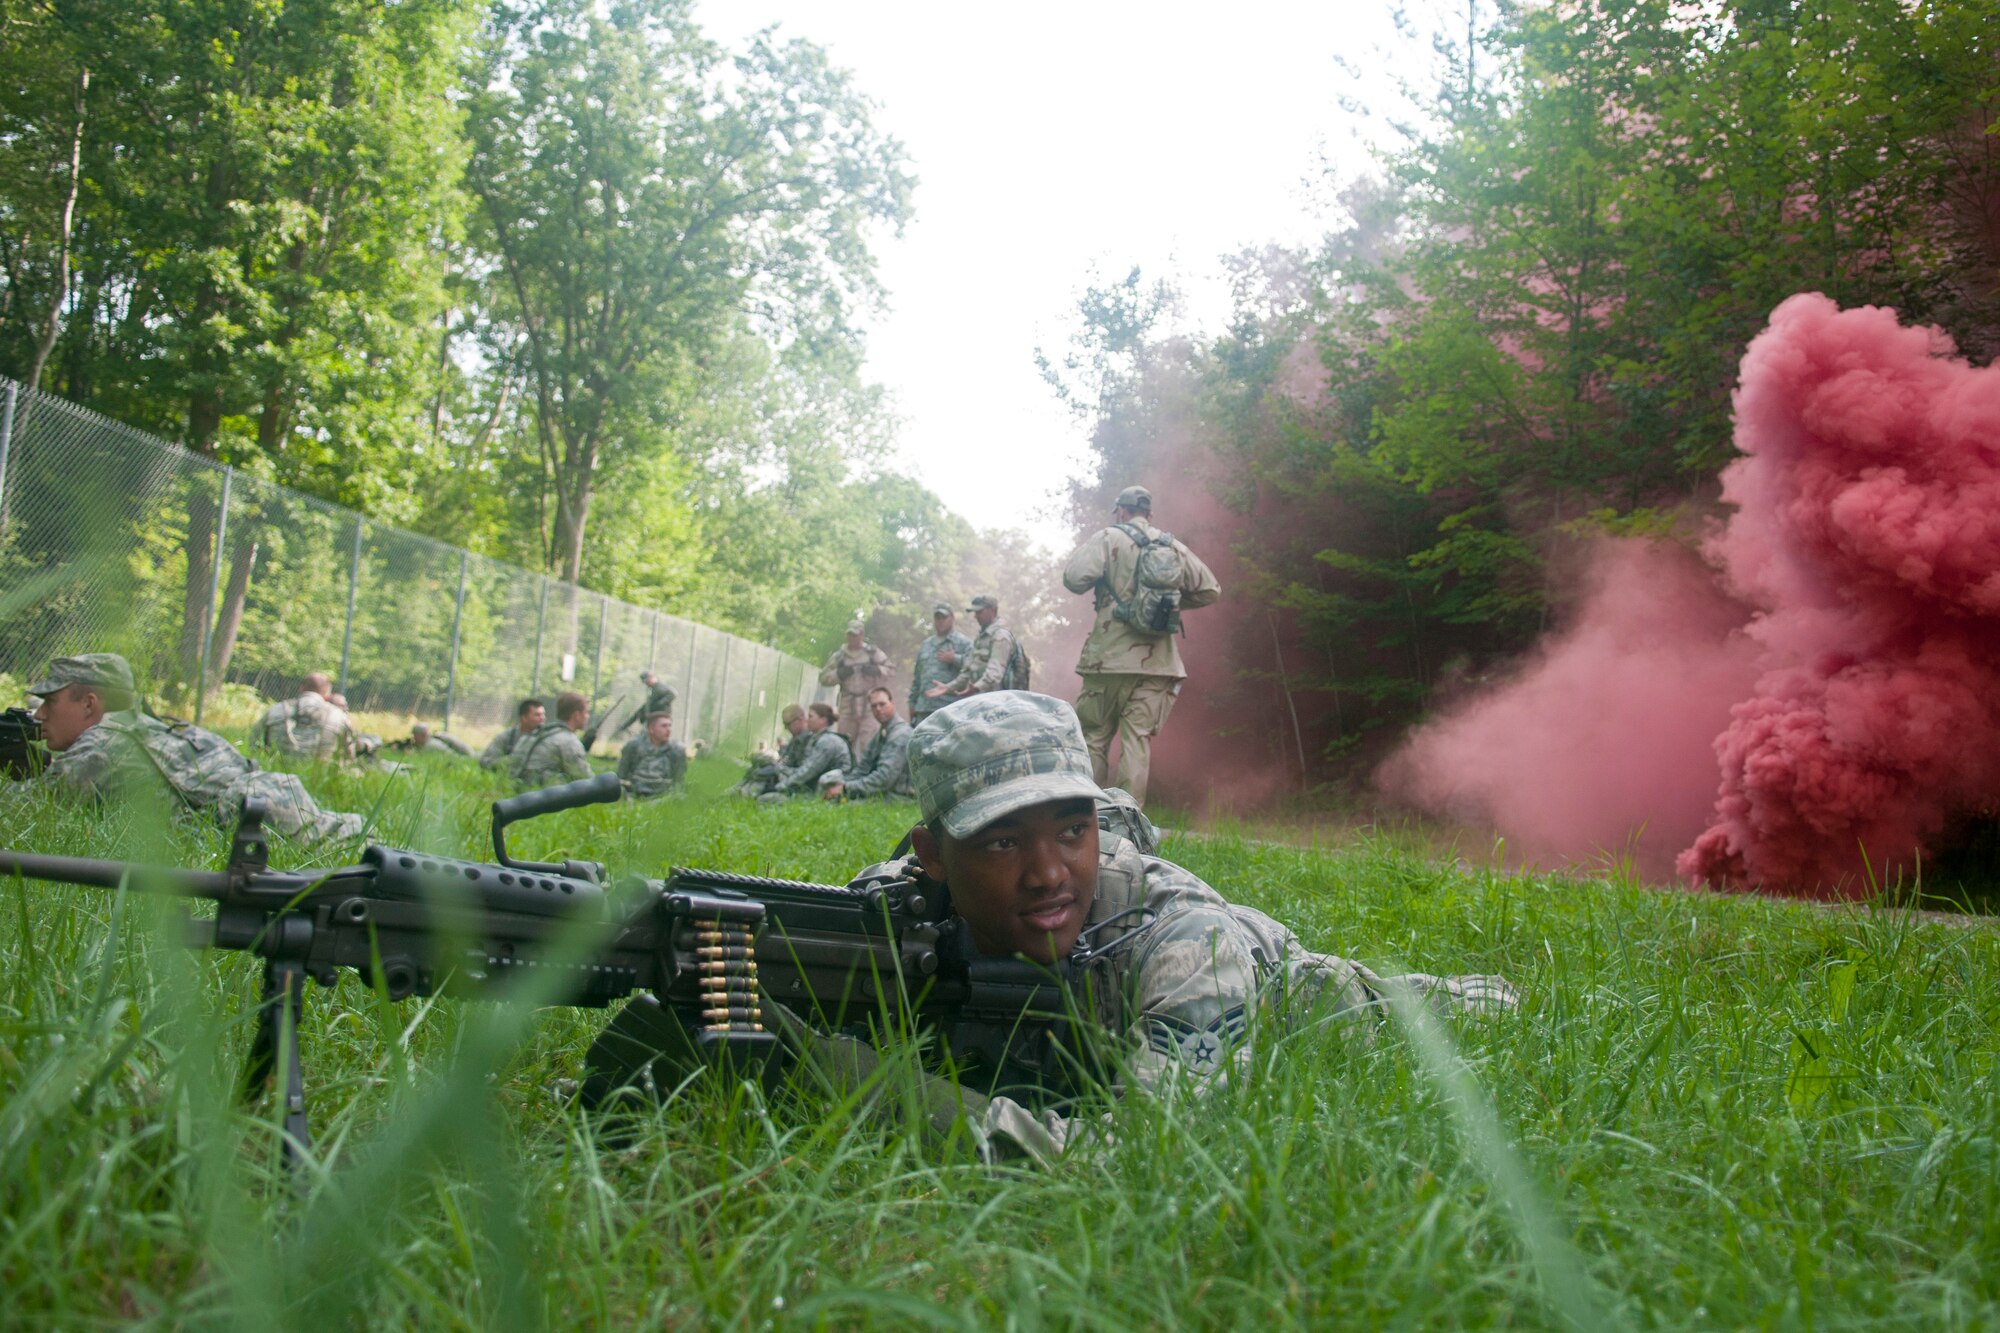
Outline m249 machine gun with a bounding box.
[0,773,1093,1164]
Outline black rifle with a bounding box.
[1,706,46,778]
[578,691,629,753]
[0,773,1092,1166]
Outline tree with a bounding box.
[0,0,476,685]
[465,0,913,586]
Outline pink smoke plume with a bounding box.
[1380,539,1759,881]
[1386,294,2000,897]
[1680,294,2000,894]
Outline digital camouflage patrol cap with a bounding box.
[26,652,136,698]
[846,619,866,635]
[966,594,999,612]
[908,691,1107,839]
[931,602,954,618]
[1114,485,1152,513]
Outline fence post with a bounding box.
[0,382,17,530]
[590,595,607,706]
[717,635,733,745]
[681,620,696,725]
[194,466,233,726]
[337,517,364,696]
[530,578,549,690]
[646,613,659,674]
[442,550,468,732]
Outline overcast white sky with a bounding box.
[696,1,1421,550]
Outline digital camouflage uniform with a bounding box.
[36,710,364,844]
[255,691,356,762]
[507,722,591,788]
[786,691,1517,1168]
[414,733,474,757]
[820,631,894,755]
[909,624,973,725]
[820,715,914,800]
[478,726,531,770]
[1062,509,1222,806]
[618,733,688,798]
[736,727,813,797]
[940,616,1017,697]
[757,728,852,802]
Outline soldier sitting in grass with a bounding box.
[755,702,851,804]
[507,691,592,788]
[618,711,688,799]
[7,653,364,845]
[819,687,914,802]
[787,691,1518,1166]
[480,698,545,770]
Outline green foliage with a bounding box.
[1053,0,2000,777]
[5,755,2000,1322]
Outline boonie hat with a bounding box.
[27,652,136,698]
[966,594,999,612]
[909,692,1107,839]
[1114,485,1152,513]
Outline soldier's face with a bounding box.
[647,715,673,743]
[521,705,546,731]
[933,612,953,634]
[868,694,896,724]
[974,606,997,628]
[913,797,1099,965]
[806,711,830,733]
[786,715,806,735]
[34,685,100,752]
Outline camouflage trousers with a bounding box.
[225,771,366,845]
[1073,673,1180,807]
[836,694,879,759]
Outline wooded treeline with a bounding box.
[0,0,1033,669]
[1053,0,2000,790]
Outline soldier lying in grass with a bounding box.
[7,653,364,845]
[790,690,1518,1166]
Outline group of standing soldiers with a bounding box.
[792,481,1220,813]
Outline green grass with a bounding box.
[3,746,2000,1328]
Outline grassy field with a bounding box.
[3,745,1999,1329]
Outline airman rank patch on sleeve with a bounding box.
[1140,1007,1248,1070]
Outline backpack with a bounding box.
[1000,638,1032,692]
[1110,523,1187,638]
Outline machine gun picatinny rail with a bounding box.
[0,772,1090,1166]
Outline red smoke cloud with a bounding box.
[1680,294,2000,893]
[1380,540,1759,880]
[1389,294,2000,897]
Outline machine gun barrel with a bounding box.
[0,849,232,897]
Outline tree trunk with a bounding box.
[25,67,87,392]
[176,386,226,684]
[551,471,594,584]
[209,538,259,683]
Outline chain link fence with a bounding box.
[0,376,827,755]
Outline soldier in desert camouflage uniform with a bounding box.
[819,688,914,802]
[820,621,894,755]
[9,654,364,845]
[1062,484,1221,806]
[255,672,357,762]
[784,691,1517,1167]
[507,691,593,788]
[618,712,688,799]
